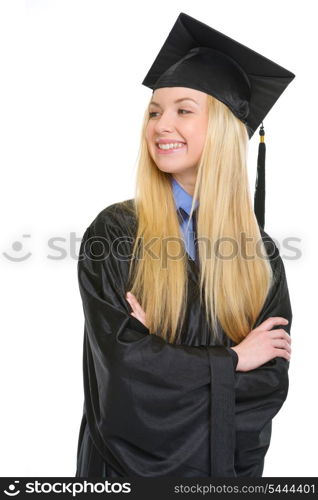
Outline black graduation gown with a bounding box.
[75,200,292,478]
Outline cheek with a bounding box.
[145,126,150,143]
[145,125,156,158]
[145,124,155,146]
[185,117,205,136]
[187,119,207,149]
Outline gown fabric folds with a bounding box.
[75,200,292,478]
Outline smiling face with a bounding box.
[145,87,209,185]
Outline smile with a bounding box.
[156,143,187,154]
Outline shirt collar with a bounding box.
[171,176,199,216]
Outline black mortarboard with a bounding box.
[142,12,295,230]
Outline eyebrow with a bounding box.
[149,97,199,107]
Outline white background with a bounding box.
[0,0,316,477]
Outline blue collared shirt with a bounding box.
[171,176,199,260]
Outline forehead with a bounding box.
[151,87,207,105]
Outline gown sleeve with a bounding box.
[234,231,293,476]
[226,347,239,369]
[77,208,236,478]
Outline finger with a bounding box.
[260,317,289,331]
[268,329,291,343]
[129,302,139,316]
[130,312,142,322]
[273,347,291,361]
[126,296,134,312]
[271,339,292,353]
[127,292,147,327]
[126,292,137,311]
[126,292,138,306]
[131,308,147,323]
[127,294,144,316]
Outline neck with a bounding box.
[171,173,197,197]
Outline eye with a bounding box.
[148,109,192,118]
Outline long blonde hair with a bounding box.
[124,93,273,345]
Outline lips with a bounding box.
[155,142,187,154]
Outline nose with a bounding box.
[154,111,175,133]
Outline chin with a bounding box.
[155,165,176,174]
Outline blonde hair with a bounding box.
[125,93,273,345]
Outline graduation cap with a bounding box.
[142,12,295,230]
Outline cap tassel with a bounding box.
[254,122,266,230]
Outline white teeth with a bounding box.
[157,142,185,150]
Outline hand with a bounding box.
[125,291,149,329]
[231,317,292,372]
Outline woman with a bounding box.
[75,13,294,478]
